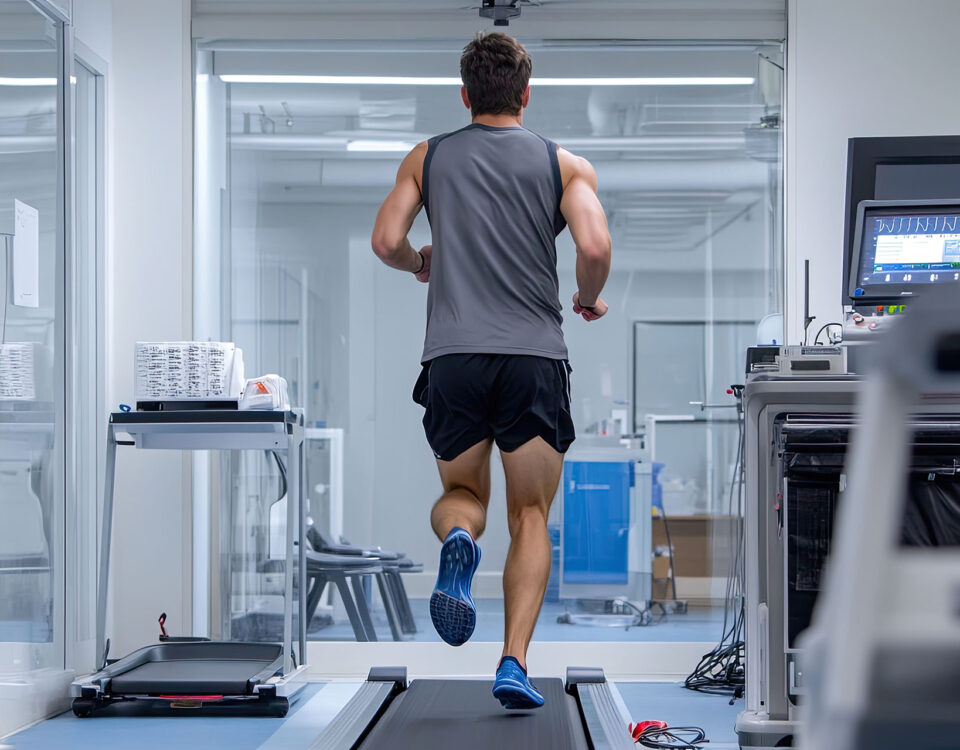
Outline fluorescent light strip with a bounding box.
[0,77,57,86]
[347,140,418,152]
[219,74,754,87]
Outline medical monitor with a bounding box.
[843,136,960,301]
[849,200,960,302]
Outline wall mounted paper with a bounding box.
[13,200,39,308]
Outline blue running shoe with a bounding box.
[492,656,545,710]
[430,527,480,646]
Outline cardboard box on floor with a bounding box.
[652,514,740,603]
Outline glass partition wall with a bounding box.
[0,0,65,733]
[195,40,783,647]
[0,2,105,732]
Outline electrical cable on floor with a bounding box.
[683,386,746,699]
[631,722,708,748]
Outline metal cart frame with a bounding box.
[91,410,308,690]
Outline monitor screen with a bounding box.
[852,202,960,300]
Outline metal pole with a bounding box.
[96,421,117,667]
[296,422,307,665]
[282,431,294,674]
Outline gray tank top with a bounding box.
[420,123,568,363]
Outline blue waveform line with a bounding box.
[877,214,960,235]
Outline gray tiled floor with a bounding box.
[617,682,741,749]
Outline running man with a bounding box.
[371,32,611,709]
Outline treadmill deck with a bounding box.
[110,657,278,695]
[357,678,589,750]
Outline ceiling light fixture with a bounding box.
[347,140,418,152]
[219,74,755,87]
[0,77,57,86]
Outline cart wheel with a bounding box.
[72,699,96,718]
[271,697,290,717]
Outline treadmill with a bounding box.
[311,666,634,750]
[71,410,310,716]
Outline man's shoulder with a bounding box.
[556,147,595,189]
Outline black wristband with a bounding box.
[413,251,425,274]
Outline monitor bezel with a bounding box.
[848,198,960,303]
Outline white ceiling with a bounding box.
[193,0,786,44]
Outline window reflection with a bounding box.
[0,0,65,733]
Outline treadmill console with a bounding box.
[844,199,960,342]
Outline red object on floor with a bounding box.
[629,720,668,741]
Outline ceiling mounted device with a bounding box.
[479,0,527,26]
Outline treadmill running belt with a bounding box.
[110,658,274,695]
[358,678,589,750]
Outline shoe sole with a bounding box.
[430,533,479,646]
[492,682,545,710]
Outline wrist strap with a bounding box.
[413,251,425,274]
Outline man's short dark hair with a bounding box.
[460,32,532,117]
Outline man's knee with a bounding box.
[433,486,489,536]
[506,502,548,538]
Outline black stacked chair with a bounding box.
[306,527,422,640]
[267,451,422,641]
[303,549,385,641]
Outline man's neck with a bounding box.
[472,113,522,128]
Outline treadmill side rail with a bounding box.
[566,668,635,750]
[309,678,402,750]
[565,666,606,685]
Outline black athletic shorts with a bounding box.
[412,353,576,462]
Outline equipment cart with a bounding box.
[71,409,309,716]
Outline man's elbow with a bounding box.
[578,236,612,267]
[371,231,399,261]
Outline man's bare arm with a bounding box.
[558,148,612,320]
[371,142,431,279]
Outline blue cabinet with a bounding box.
[562,460,634,585]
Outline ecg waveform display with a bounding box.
[874,214,960,235]
[856,211,960,293]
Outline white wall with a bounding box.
[72,0,112,64]
[785,0,960,343]
[106,0,192,655]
